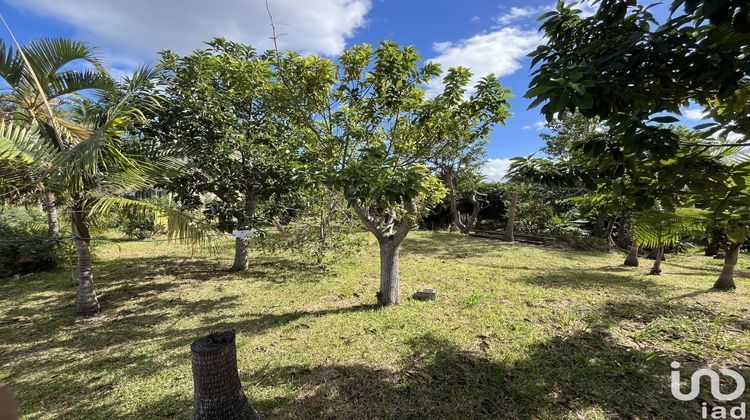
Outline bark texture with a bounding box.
[713,243,740,290]
[44,191,59,235]
[649,246,664,275]
[229,238,249,272]
[623,242,639,267]
[229,188,257,272]
[503,192,517,242]
[73,210,99,315]
[377,238,400,306]
[351,199,414,306]
[191,331,259,420]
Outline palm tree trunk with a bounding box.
[713,242,740,290]
[73,209,99,315]
[504,192,517,242]
[649,246,664,275]
[44,191,59,235]
[191,331,260,420]
[624,242,639,267]
[377,237,401,306]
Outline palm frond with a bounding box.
[0,40,23,88]
[631,208,707,248]
[47,70,115,100]
[88,196,223,251]
[21,38,106,84]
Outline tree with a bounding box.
[429,68,510,234]
[0,38,114,234]
[0,68,215,315]
[152,39,305,271]
[279,42,510,305]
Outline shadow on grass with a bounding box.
[248,330,708,419]
[513,269,663,294]
[2,243,748,418]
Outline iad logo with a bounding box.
[671,361,747,419]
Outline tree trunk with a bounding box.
[73,209,99,315]
[604,216,616,246]
[503,192,517,242]
[647,247,666,261]
[377,238,401,306]
[272,217,286,234]
[705,229,724,257]
[229,237,249,272]
[191,331,259,420]
[44,191,59,235]
[593,212,607,238]
[624,242,639,267]
[229,187,257,272]
[649,246,664,275]
[713,242,740,290]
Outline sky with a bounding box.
[0,0,707,180]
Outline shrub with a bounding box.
[0,206,74,277]
[119,212,166,240]
[555,232,610,252]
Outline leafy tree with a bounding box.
[279,42,510,305]
[0,38,114,234]
[0,68,215,315]
[429,67,511,234]
[152,39,305,271]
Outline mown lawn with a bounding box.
[1,232,748,419]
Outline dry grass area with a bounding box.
[1,231,748,419]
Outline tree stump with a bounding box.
[191,331,260,420]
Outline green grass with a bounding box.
[1,232,748,419]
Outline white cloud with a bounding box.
[426,27,542,95]
[522,121,546,131]
[496,6,547,25]
[482,158,512,182]
[7,0,371,69]
[683,107,708,120]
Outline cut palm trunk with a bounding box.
[713,243,740,291]
[648,246,664,275]
[623,242,639,267]
[191,331,259,420]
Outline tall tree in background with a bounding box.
[152,39,304,271]
[0,38,114,234]
[279,42,510,305]
[430,67,510,234]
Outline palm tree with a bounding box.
[0,38,114,233]
[0,68,217,315]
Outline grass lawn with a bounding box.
[1,231,748,419]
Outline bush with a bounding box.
[119,212,166,240]
[555,232,610,252]
[116,197,170,240]
[0,206,74,278]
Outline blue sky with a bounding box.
[1,0,705,180]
